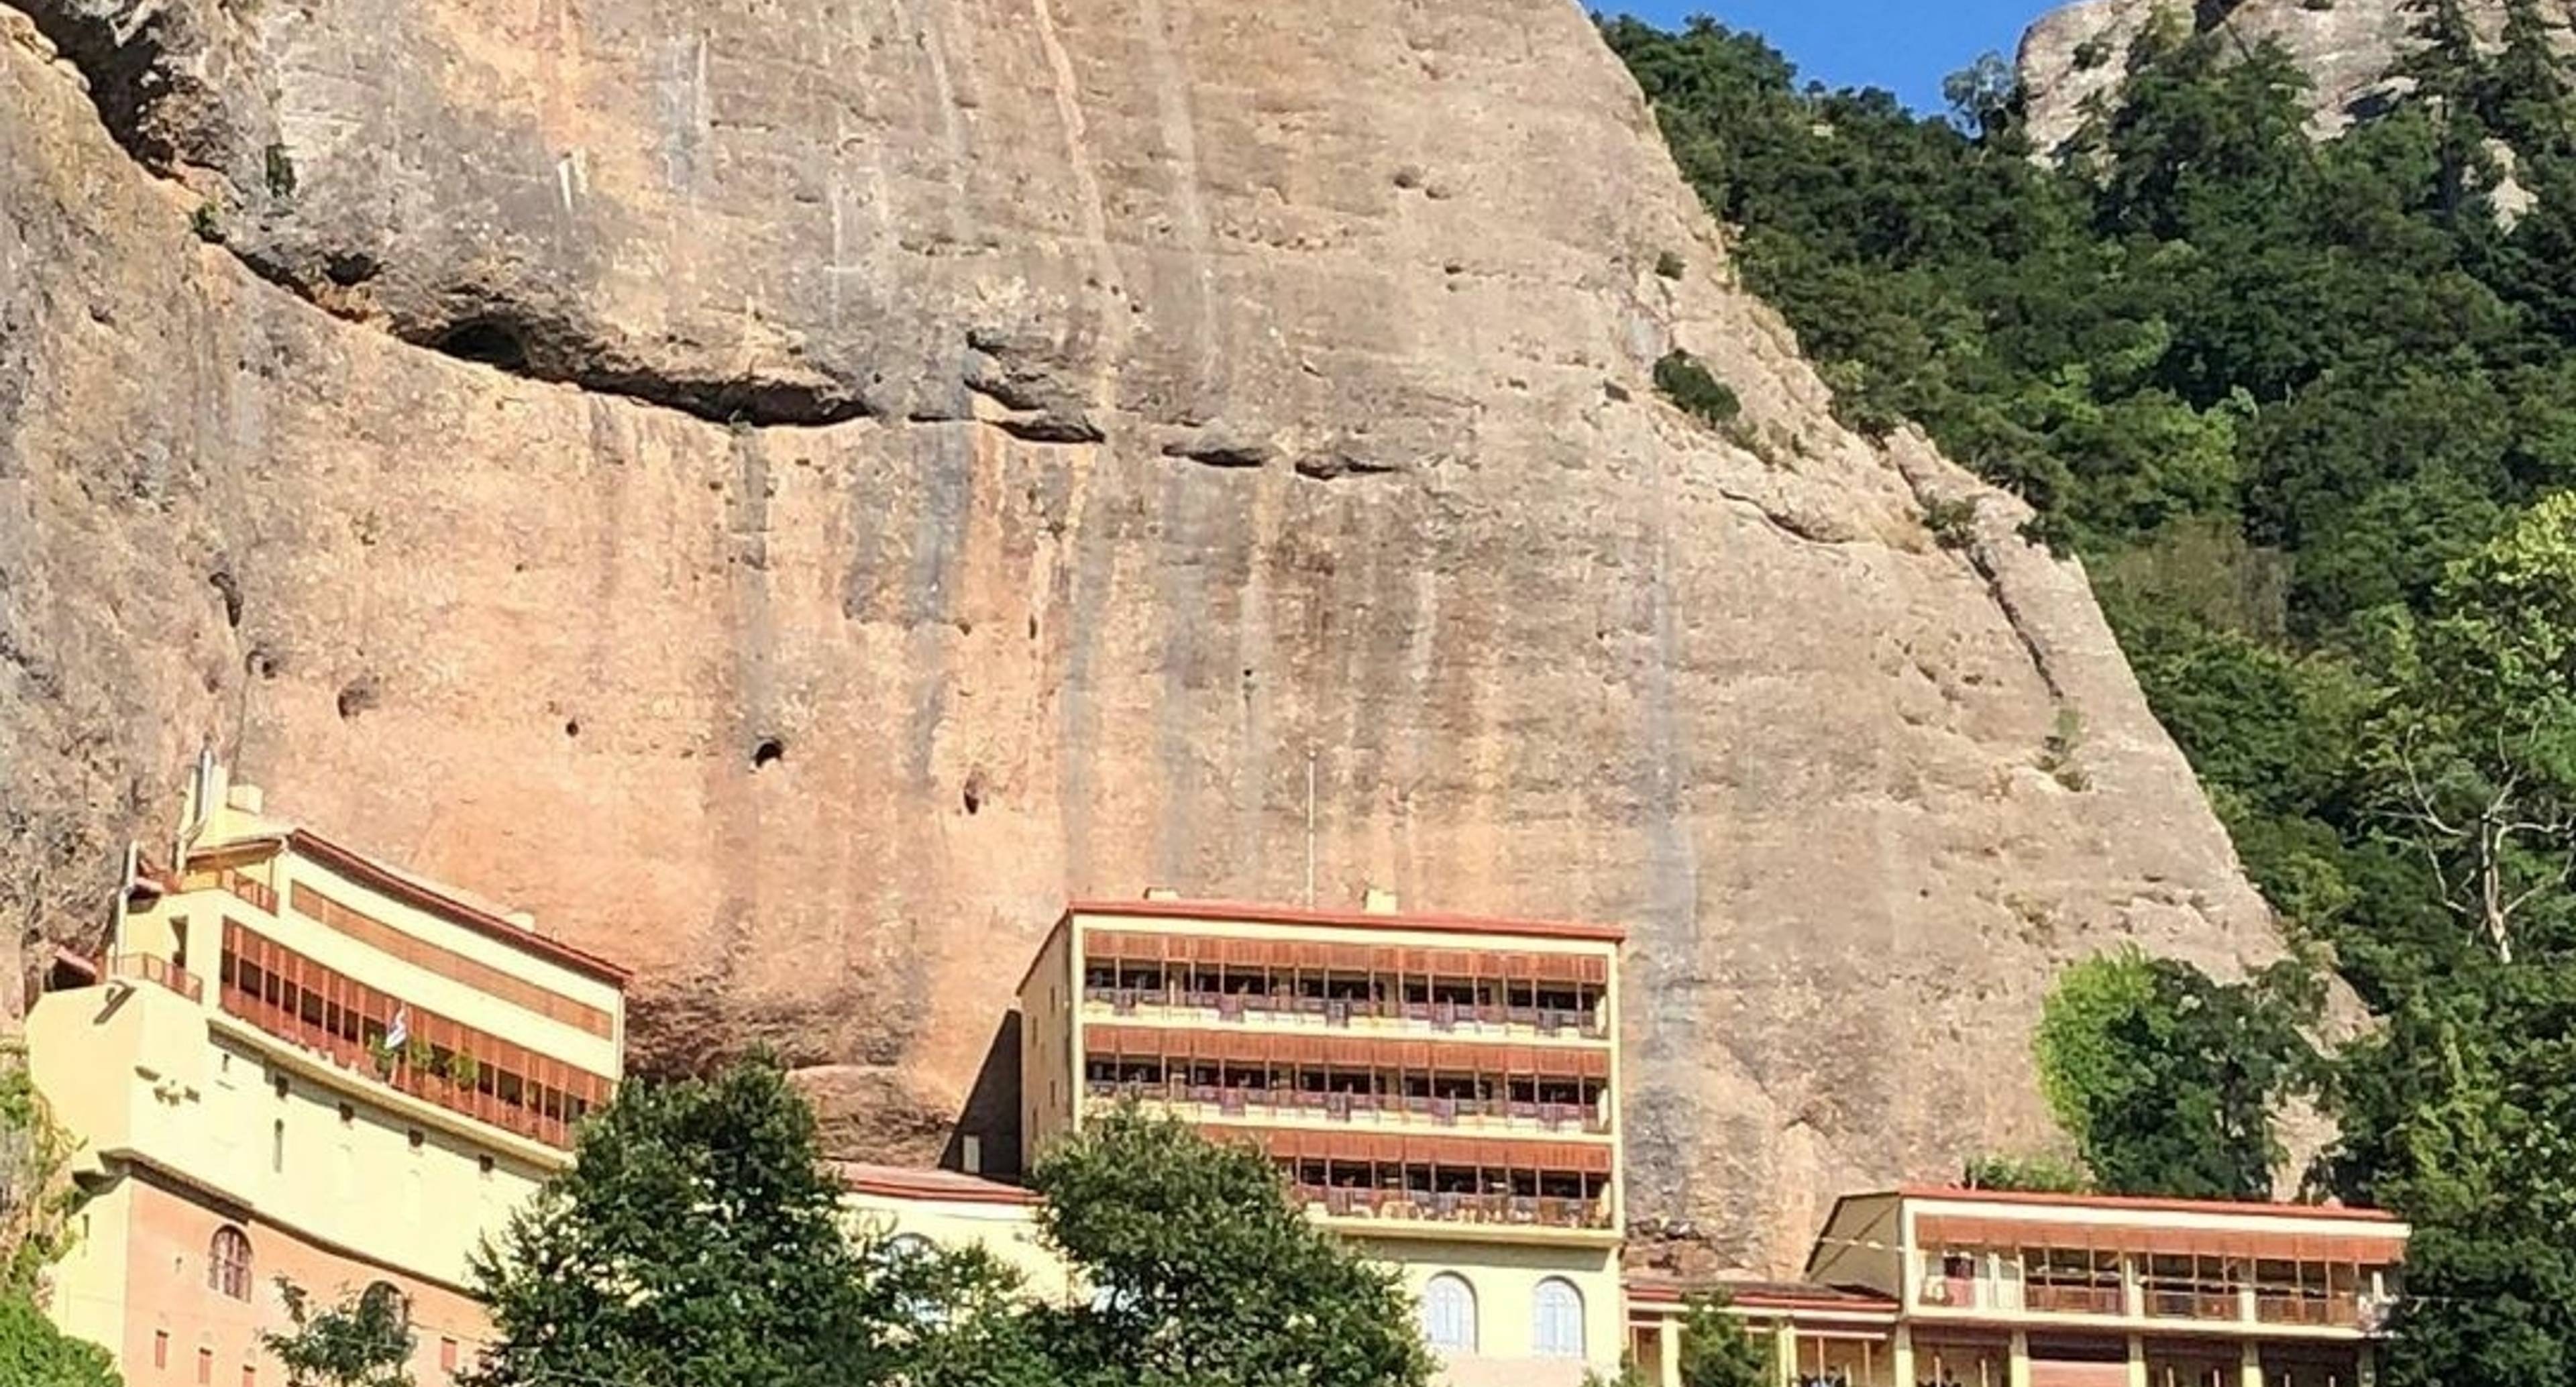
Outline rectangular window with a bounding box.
[243,1366,256,1387]
[153,1331,168,1369]
[440,1338,458,1373]
[272,1119,285,1174]
[197,1349,212,1386]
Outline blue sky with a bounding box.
[1606,2,2055,113]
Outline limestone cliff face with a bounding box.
[2020,0,2576,152]
[2,0,2279,1271]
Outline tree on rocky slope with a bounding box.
[2033,950,2318,1199]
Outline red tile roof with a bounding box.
[1895,1185,2402,1223]
[1061,897,1628,944]
[835,1162,1040,1207]
[287,830,633,985]
[1625,1274,1897,1314]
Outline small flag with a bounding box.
[384,1007,410,1052]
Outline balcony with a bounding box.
[1915,1250,2393,1335]
[1293,1182,1614,1231]
[2023,1283,2123,1316]
[1082,985,1608,1040]
[105,952,205,1004]
[1088,1078,1610,1135]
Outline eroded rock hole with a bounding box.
[207,569,243,627]
[336,675,380,720]
[963,769,989,816]
[751,736,786,770]
[435,318,530,370]
[564,718,580,738]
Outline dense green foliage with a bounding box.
[464,1056,983,1387]
[2032,950,2318,1199]
[264,1282,415,1387]
[0,1294,120,1387]
[466,1063,1431,1387]
[1958,1150,2093,1195]
[1607,3,2576,1375]
[1028,1105,1435,1387]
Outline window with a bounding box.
[440,1338,458,1374]
[207,1226,252,1300]
[1531,1278,1584,1358]
[1419,1273,1477,1351]
[153,1331,169,1369]
[197,1348,213,1385]
[363,1280,411,1329]
[272,1119,285,1174]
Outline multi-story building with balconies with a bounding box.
[27,761,628,1386]
[1016,891,1626,1387]
[1625,1186,2407,1387]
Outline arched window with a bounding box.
[1531,1277,1584,1358]
[362,1280,411,1329]
[1419,1272,1477,1352]
[207,1227,252,1300]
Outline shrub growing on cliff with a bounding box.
[1653,349,1743,426]
[2035,950,2318,1199]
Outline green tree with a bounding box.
[1030,1107,1435,1387]
[2368,492,2576,965]
[464,1056,926,1387]
[1672,1294,1772,1387]
[0,1048,80,1296]
[2035,950,2318,1199]
[0,1293,120,1387]
[262,1281,414,1387]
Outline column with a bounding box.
[2008,1330,2031,1387]
[1894,1324,1916,1387]
[2126,1334,2146,1387]
[2121,1254,2143,1319]
[1774,1321,1798,1387]
[1658,1314,1681,1387]
[2239,1340,2262,1387]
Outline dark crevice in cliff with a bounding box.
[13,0,203,178]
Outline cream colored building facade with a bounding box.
[1015,893,1628,1387]
[1627,1188,2408,1387]
[28,763,627,1386]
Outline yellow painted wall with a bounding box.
[842,1191,1071,1302]
[48,1175,133,1360]
[1016,922,1076,1166]
[1363,1233,1625,1387]
[30,981,554,1290]
[144,869,619,1082]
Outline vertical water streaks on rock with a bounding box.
[1025,0,1125,410]
[902,419,973,788]
[1053,441,1120,887]
[1133,0,1223,406]
[1625,435,1705,1218]
[1228,468,1285,895]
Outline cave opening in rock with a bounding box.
[751,736,786,769]
[435,317,530,370]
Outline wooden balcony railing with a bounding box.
[1293,1183,1613,1229]
[2025,1284,2125,1316]
[1089,1079,1609,1133]
[2257,1294,2363,1327]
[106,952,204,1003]
[1083,987,1607,1037]
[2147,1289,2243,1321]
